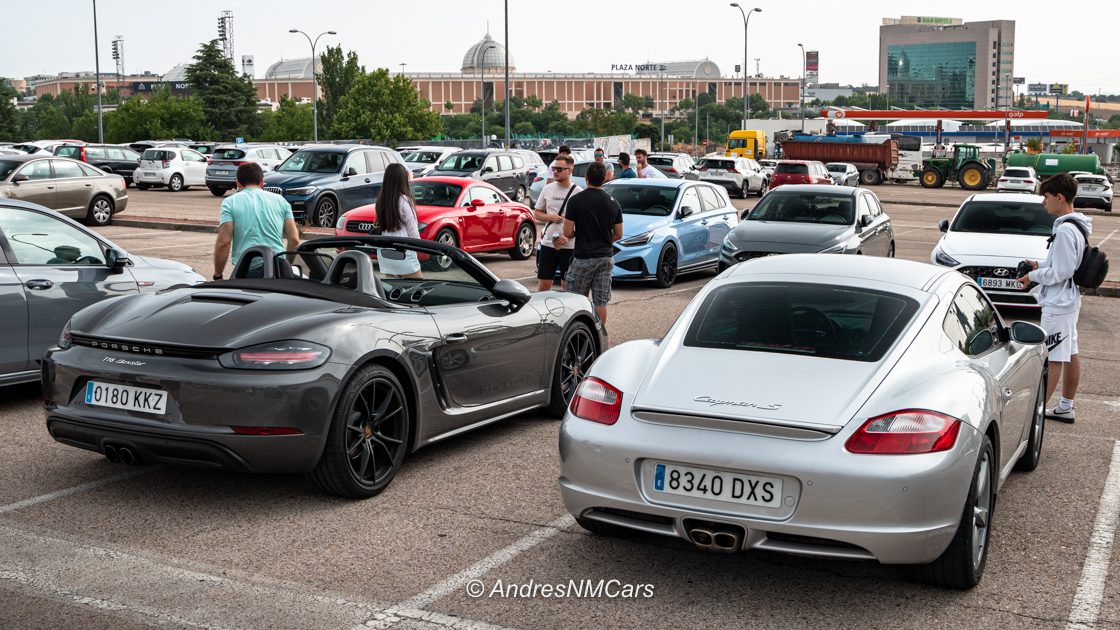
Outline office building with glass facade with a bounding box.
[879,18,1015,109]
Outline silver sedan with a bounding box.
[559,254,1048,590]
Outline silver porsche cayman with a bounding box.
[559,254,1048,589]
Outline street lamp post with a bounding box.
[660,71,666,152]
[797,43,806,132]
[730,4,761,127]
[503,0,510,149]
[289,29,337,142]
[92,0,104,143]
[399,63,406,75]
[476,44,497,149]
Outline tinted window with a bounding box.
[411,181,462,207]
[648,156,674,167]
[1078,176,1107,186]
[950,200,1054,236]
[0,208,105,265]
[701,159,735,170]
[437,153,485,172]
[748,192,854,225]
[213,148,246,160]
[827,164,848,173]
[86,147,107,159]
[775,163,808,175]
[52,160,85,179]
[685,283,919,362]
[17,161,52,180]
[404,151,444,164]
[1003,168,1032,178]
[141,149,174,162]
[0,161,19,180]
[279,151,344,173]
[605,184,679,217]
[573,162,590,177]
[944,285,1001,356]
[55,146,81,158]
[697,186,722,211]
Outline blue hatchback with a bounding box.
[605,179,739,287]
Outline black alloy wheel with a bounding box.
[314,196,337,228]
[308,365,410,498]
[654,243,678,288]
[547,322,597,417]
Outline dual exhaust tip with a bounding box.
[103,443,138,465]
[687,523,744,553]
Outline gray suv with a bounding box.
[433,150,530,203]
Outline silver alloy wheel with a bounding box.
[515,186,526,203]
[971,449,993,571]
[90,197,112,224]
[169,174,183,192]
[315,198,336,228]
[517,224,534,256]
[434,230,456,270]
[1031,383,1045,458]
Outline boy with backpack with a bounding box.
[1017,173,1102,422]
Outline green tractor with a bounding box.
[917,144,996,191]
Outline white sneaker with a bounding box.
[1046,406,1075,423]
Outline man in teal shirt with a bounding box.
[212,163,300,280]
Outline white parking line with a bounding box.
[395,514,574,612]
[1066,440,1120,630]
[1095,229,1117,249]
[0,470,143,515]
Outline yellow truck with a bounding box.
[725,130,767,160]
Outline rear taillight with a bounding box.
[79,147,87,162]
[161,160,170,168]
[698,166,708,171]
[233,161,246,166]
[667,167,678,173]
[845,410,961,455]
[801,175,810,183]
[726,167,739,173]
[218,341,331,370]
[231,426,303,436]
[206,157,212,164]
[570,377,622,425]
[998,178,1008,183]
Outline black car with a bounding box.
[432,150,530,203]
[53,144,142,186]
[262,144,404,228]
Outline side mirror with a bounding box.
[11,174,27,184]
[470,198,486,207]
[344,167,358,177]
[859,215,872,228]
[106,248,130,273]
[938,219,949,233]
[492,279,531,311]
[1010,321,1046,344]
[482,166,495,174]
[678,205,695,219]
[272,164,280,171]
[967,329,995,355]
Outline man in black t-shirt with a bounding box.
[563,161,623,325]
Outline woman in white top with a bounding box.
[374,163,422,278]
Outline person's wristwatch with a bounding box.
[212,273,223,280]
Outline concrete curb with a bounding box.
[113,217,335,237]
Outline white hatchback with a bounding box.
[134,147,209,192]
[996,166,1039,194]
[1074,173,1113,211]
[931,193,1054,308]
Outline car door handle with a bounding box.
[364,178,371,183]
[443,333,468,344]
[84,183,92,187]
[46,185,55,189]
[25,279,53,290]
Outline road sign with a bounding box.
[235,137,244,144]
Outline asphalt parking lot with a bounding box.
[2,185,1120,629]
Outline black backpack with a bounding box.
[1050,220,1109,289]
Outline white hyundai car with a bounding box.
[931,193,1054,308]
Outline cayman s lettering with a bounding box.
[693,396,782,411]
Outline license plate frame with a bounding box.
[84,381,167,415]
[652,462,782,508]
[979,276,1022,290]
[214,170,229,176]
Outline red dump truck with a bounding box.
[780,137,902,185]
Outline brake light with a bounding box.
[206,157,212,164]
[666,167,678,173]
[231,426,303,436]
[233,161,246,166]
[998,178,1008,183]
[161,160,170,168]
[570,377,622,425]
[845,410,961,454]
[79,146,87,162]
[218,341,331,370]
[726,167,739,173]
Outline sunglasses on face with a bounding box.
[552,166,569,172]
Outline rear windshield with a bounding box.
[685,283,919,362]
[212,148,246,160]
[1077,176,1107,186]
[950,201,1054,236]
[748,192,854,225]
[1003,168,1032,178]
[826,164,848,173]
[647,156,674,167]
[141,149,175,161]
[0,161,19,180]
[55,146,81,158]
[437,153,486,172]
[404,151,445,164]
[278,151,344,173]
[607,185,679,217]
[411,181,462,207]
[775,163,808,175]
[702,159,735,169]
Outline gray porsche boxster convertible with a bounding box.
[43,236,604,498]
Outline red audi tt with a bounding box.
[335,176,537,260]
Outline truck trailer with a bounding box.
[779,136,909,185]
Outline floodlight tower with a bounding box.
[111,36,125,81]
[218,10,234,61]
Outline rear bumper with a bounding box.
[1075,194,1112,209]
[133,170,171,185]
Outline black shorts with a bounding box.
[536,246,574,281]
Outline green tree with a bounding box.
[185,39,259,139]
[619,92,653,114]
[332,69,440,143]
[0,80,19,139]
[105,87,210,143]
[524,95,543,110]
[319,45,364,138]
[1025,137,1043,152]
[260,97,314,141]
[748,93,771,117]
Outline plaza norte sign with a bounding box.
[130,81,192,95]
[822,110,1050,120]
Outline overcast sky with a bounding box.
[3,1,1118,94]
